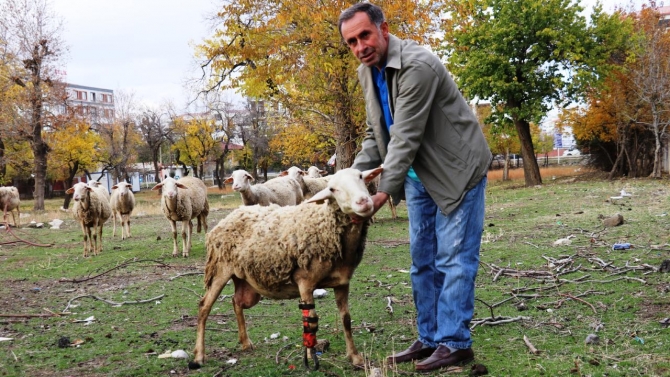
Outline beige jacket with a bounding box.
[352,34,491,215]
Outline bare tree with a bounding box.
[0,0,66,209]
[97,90,140,183]
[137,107,171,184]
[629,6,670,178]
[204,95,240,188]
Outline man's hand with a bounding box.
[351,191,389,223]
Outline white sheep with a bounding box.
[87,180,110,201]
[0,186,20,227]
[66,182,112,257]
[224,169,303,206]
[281,166,331,200]
[110,181,136,240]
[189,167,383,370]
[151,176,209,257]
[307,166,328,178]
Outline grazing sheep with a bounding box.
[151,176,209,257]
[66,182,112,257]
[110,181,136,240]
[224,169,303,206]
[307,166,328,178]
[0,186,20,227]
[190,167,383,370]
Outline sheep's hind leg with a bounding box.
[181,220,193,257]
[232,276,260,350]
[334,284,363,366]
[190,271,232,369]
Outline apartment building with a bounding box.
[66,83,115,124]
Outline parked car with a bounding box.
[563,148,581,156]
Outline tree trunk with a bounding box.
[513,117,542,186]
[335,112,359,171]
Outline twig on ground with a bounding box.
[169,271,204,280]
[523,335,541,355]
[471,316,529,329]
[275,343,293,364]
[62,294,165,313]
[559,293,597,314]
[58,259,173,283]
[181,287,203,299]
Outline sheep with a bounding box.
[66,182,112,257]
[224,169,303,206]
[189,167,383,370]
[151,176,209,257]
[87,180,110,201]
[367,174,398,220]
[307,166,328,178]
[280,166,331,200]
[0,186,20,227]
[110,181,136,240]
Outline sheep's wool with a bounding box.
[205,201,351,290]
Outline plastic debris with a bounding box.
[270,332,280,339]
[73,316,95,325]
[585,334,600,345]
[171,350,189,359]
[0,337,13,342]
[226,358,237,365]
[612,243,631,250]
[634,336,644,344]
[313,289,328,298]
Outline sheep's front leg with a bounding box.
[334,284,363,366]
[181,220,193,257]
[169,220,179,257]
[298,285,319,369]
[96,220,104,255]
[112,211,118,237]
[123,214,132,239]
[232,276,261,351]
[190,270,231,370]
[81,222,91,258]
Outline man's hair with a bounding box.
[338,2,385,38]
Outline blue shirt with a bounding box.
[372,65,419,182]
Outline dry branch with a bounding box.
[470,316,530,329]
[58,259,172,283]
[169,271,204,280]
[523,335,541,355]
[62,294,165,313]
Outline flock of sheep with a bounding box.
[1,165,384,369]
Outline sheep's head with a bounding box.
[224,170,254,192]
[112,182,132,196]
[307,166,328,178]
[151,177,187,200]
[66,182,93,207]
[279,166,305,183]
[306,167,382,217]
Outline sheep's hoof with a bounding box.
[187,361,202,370]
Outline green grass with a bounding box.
[1,175,669,376]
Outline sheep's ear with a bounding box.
[223,177,233,184]
[111,185,118,190]
[320,169,328,176]
[176,183,188,189]
[278,171,288,177]
[245,173,255,182]
[151,183,163,191]
[306,188,332,204]
[65,188,74,195]
[363,167,383,183]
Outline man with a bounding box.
[338,3,492,372]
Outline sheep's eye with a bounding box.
[359,174,363,180]
[330,188,336,192]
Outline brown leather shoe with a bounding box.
[386,340,436,364]
[415,345,474,372]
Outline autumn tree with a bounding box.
[194,0,441,171]
[97,90,141,182]
[627,4,670,178]
[45,114,101,209]
[0,0,66,209]
[170,116,219,179]
[204,95,241,188]
[441,0,631,186]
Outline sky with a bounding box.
[51,0,639,112]
[52,0,231,110]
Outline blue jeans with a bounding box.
[405,176,486,350]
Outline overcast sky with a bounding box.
[51,0,637,112]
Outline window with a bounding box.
[74,90,88,100]
[102,94,113,103]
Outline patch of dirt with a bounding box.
[368,239,409,248]
[637,298,670,322]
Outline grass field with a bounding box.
[0,167,668,376]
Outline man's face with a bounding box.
[340,12,389,68]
